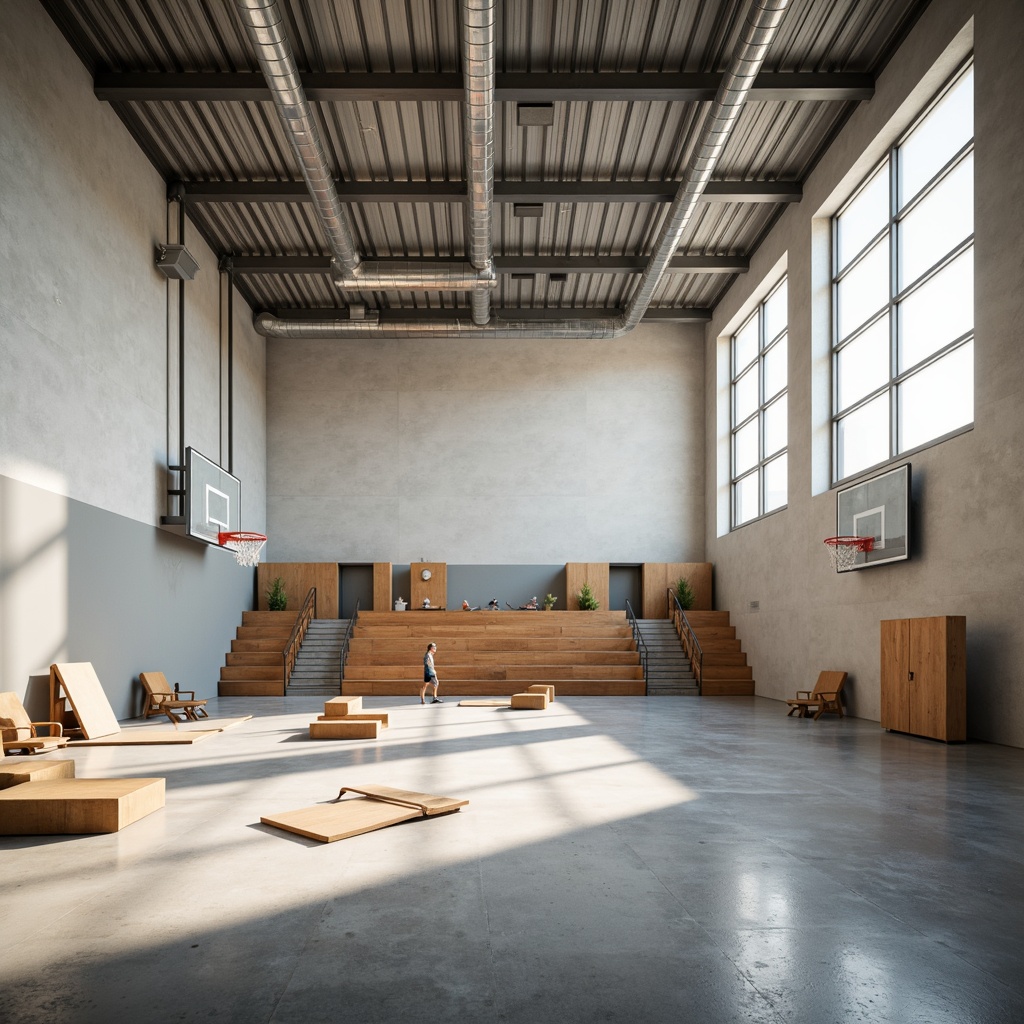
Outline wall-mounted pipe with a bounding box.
[463,0,496,324]
[253,0,789,341]
[233,0,496,298]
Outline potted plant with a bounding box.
[674,576,695,611]
[266,576,288,611]
[543,594,557,611]
[576,582,599,611]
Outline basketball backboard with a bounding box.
[185,448,240,546]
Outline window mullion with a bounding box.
[889,142,899,462]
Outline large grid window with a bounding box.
[731,276,788,528]
[832,62,974,483]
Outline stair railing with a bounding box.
[624,599,650,695]
[283,587,317,690]
[668,588,702,695]
[339,599,360,686]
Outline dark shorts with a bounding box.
[424,670,437,683]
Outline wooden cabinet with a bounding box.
[880,616,966,742]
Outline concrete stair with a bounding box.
[634,620,699,695]
[287,619,350,696]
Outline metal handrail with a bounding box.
[283,587,317,689]
[339,599,360,685]
[624,599,649,695]
[668,588,703,695]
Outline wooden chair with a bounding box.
[0,691,69,755]
[139,672,209,722]
[786,671,848,720]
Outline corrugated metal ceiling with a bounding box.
[42,0,928,324]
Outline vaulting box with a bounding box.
[309,720,380,740]
[0,777,164,834]
[526,684,556,702]
[511,691,548,710]
[323,696,363,717]
[0,759,76,790]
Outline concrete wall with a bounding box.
[266,325,704,565]
[0,0,266,715]
[704,0,1024,746]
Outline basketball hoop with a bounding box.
[218,531,267,567]
[824,535,874,572]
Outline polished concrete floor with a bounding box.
[2,694,1024,1024]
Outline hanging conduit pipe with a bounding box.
[463,0,496,325]
[233,0,496,297]
[251,0,789,340]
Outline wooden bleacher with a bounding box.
[682,611,754,696]
[343,610,644,697]
[218,610,299,697]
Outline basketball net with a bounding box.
[218,531,268,567]
[824,535,874,572]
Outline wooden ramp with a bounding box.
[344,611,642,697]
[261,784,468,843]
[49,663,121,738]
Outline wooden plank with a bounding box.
[373,562,392,611]
[343,679,645,697]
[317,713,389,727]
[458,699,511,707]
[346,649,640,665]
[309,720,381,740]
[349,637,636,653]
[701,665,753,681]
[343,665,642,681]
[701,681,755,696]
[337,785,468,815]
[50,663,121,739]
[256,563,339,618]
[68,729,221,745]
[0,777,164,834]
[220,665,284,681]
[0,759,75,790]
[261,800,420,842]
[218,681,285,697]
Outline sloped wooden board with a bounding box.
[261,786,467,843]
[50,663,120,739]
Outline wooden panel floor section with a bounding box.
[344,611,643,697]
